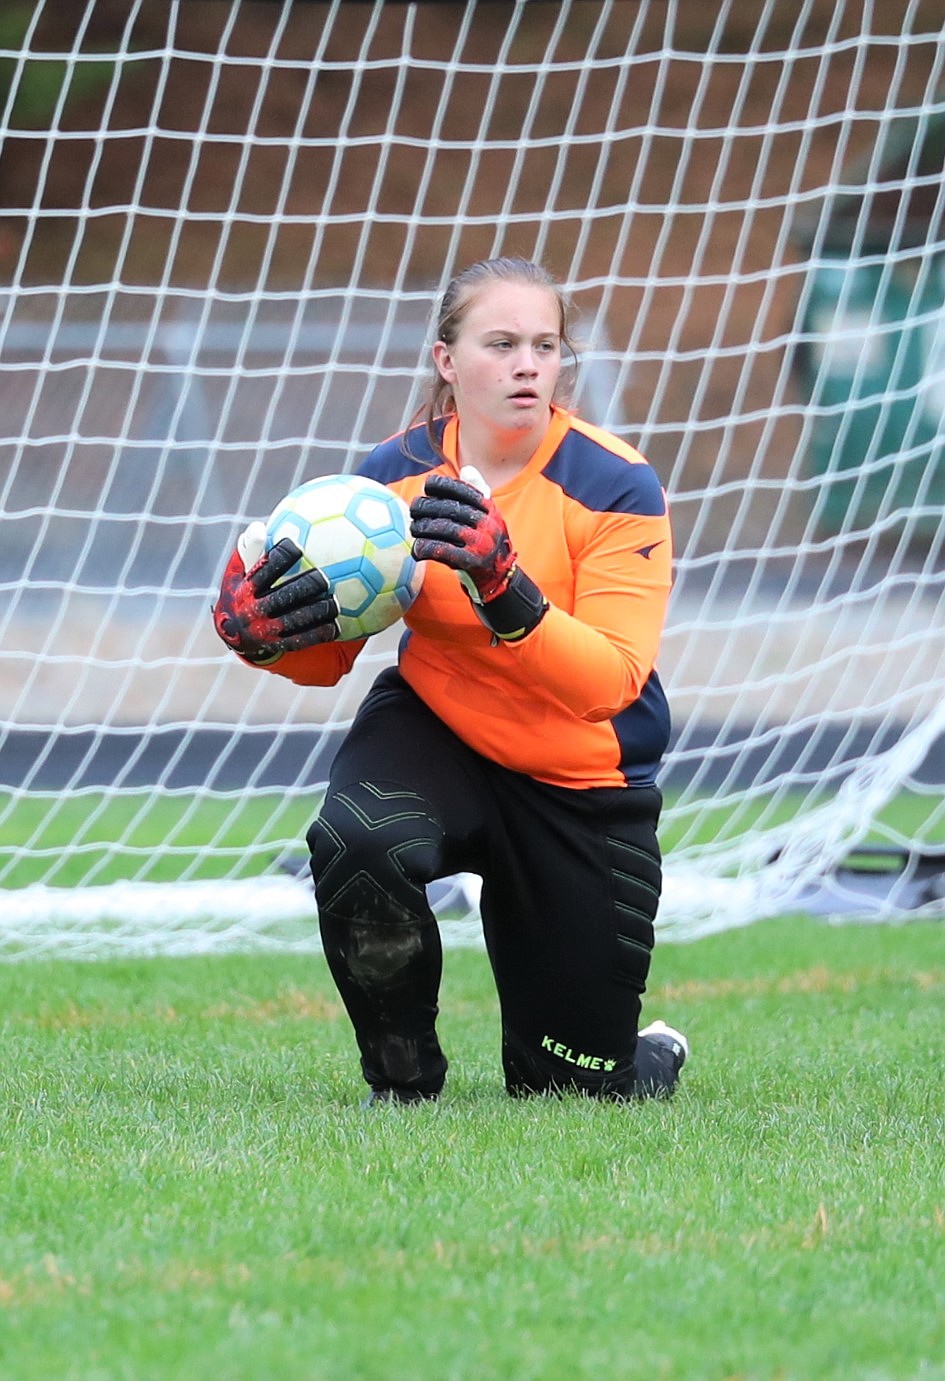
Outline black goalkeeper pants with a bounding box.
[308,667,674,1100]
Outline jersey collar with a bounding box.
[441,405,572,492]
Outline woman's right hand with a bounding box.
[212,531,340,664]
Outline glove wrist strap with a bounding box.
[241,647,285,666]
[461,566,548,642]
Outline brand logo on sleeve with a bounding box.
[633,540,665,560]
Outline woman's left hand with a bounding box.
[410,476,548,642]
[409,474,516,600]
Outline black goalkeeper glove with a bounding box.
[409,474,548,642]
[212,527,340,664]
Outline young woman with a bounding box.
[213,257,688,1105]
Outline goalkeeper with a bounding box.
[213,257,688,1105]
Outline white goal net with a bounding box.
[2,0,943,960]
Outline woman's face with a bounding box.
[433,280,562,440]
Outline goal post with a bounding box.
[1,0,943,960]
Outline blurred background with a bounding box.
[0,0,942,936]
[2,0,943,576]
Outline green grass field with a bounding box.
[1,914,943,1380]
[1,788,936,888]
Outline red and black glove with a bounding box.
[409,475,547,642]
[212,534,340,664]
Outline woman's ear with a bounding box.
[432,339,456,384]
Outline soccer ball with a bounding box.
[265,473,424,641]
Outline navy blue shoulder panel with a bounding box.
[543,429,666,517]
[358,420,444,485]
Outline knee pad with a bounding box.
[308,779,444,924]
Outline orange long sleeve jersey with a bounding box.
[265,406,673,789]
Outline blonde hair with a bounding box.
[406,257,578,466]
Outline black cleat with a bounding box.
[638,1019,689,1070]
[633,1019,689,1098]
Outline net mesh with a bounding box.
[1,0,943,959]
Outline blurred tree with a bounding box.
[0,4,117,128]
